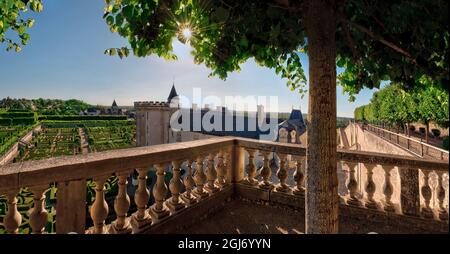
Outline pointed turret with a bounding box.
[167,83,179,103]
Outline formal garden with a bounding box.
[0,111,139,233]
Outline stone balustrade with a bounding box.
[365,124,449,161]
[0,137,448,234]
[235,137,448,223]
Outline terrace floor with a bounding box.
[179,199,306,234]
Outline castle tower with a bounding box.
[135,84,179,147]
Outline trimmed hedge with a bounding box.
[0,118,12,126]
[11,117,36,125]
[0,112,35,118]
[42,120,134,128]
[38,115,127,121]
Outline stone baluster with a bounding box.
[150,163,170,221]
[110,171,132,234]
[167,160,185,212]
[216,150,226,188]
[29,186,49,234]
[383,166,395,212]
[193,155,209,200]
[205,153,219,193]
[293,157,305,195]
[245,149,258,186]
[224,150,232,186]
[275,153,290,192]
[346,162,362,206]
[131,168,151,231]
[181,160,197,205]
[421,169,433,218]
[364,164,378,209]
[259,151,273,190]
[90,175,109,234]
[4,190,22,234]
[436,171,448,221]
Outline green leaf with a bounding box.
[28,19,35,28]
[213,7,229,22]
[18,25,26,35]
[106,16,114,26]
[37,2,43,12]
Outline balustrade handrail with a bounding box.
[366,124,449,154]
[0,137,235,193]
[234,137,448,171]
[1,136,448,193]
[0,135,449,234]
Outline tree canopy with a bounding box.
[102,0,449,98]
[0,0,43,52]
[354,83,449,129]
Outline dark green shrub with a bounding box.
[39,115,127,121]
[431,129,441,137]
[11,117,36,125]
[419,127,426,134]
[0,118,12,126]
[443,136,449,151]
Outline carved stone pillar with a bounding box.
[110,171,132,234]
[29,186,49,234]
[166,160,186,212]
[150,163,170,221]
[216,150,226,188]
[293,157,305,195]
[259,151,273,190]
[420,169,433,218]
[4,190,22,234]
[193,156,209,200]
[364,164,379,210]
[244,149,258,186]
[131,168,151,232]
[346,162,362,206]
[275,153,289,192]
[400,167,420,217]
[90,175,109,234]
[205,153,219,193]
[383,166,395,212]
[181,160,197,205]
[436,171,448,221]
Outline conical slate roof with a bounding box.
[112,100,118,107]
[167,84,178,102]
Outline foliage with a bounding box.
[0,97,94,115]
[102,0,448,99]
[443,136,449,150]
[431,129,441,137]
[38,115,127,121]
[354,83,448,128]
[0,0,43,52]
[41,120,134,128]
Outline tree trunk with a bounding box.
[425,122,429,143]
[305,0,338,234]
[406,123,410,136]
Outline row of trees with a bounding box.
[0,97,93,115]
[355,83,449,143]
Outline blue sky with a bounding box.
[0,0,378,117]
